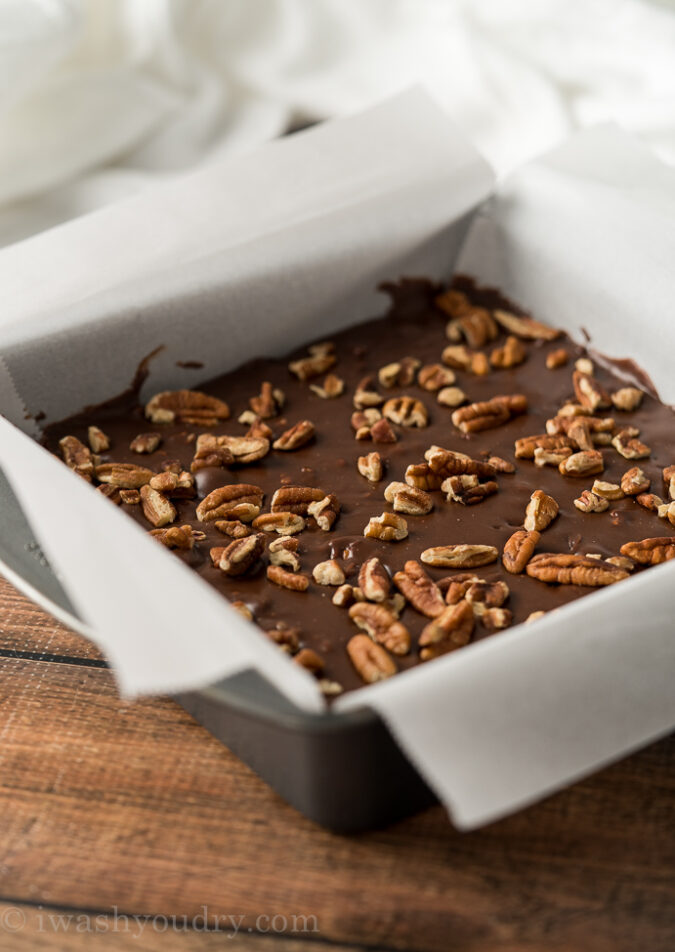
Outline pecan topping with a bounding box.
[526,553,629,585]
[420,545,498,569]
[349,602,411,655]
[437,386,467,408]
[441,344,473,370]
[574,490,609,513]
[358,557,390,602]
[606,555,636,571]
[524,490,559,532]
[481,608,513,631]
[307,493,340,530]
[611,387,643,412]
[312,560,346,586]
[419,601,474,661]
[435,288,471,320]
[592,480,624,500]
[363,512,408,541]
[465,579,509,612]
[294,648,324,674]
[214,520,253,539]
[119,489,140,505]
[130,432,161,454]
[452,394,527,434]
[534,445,573,468]
[575,357,594,375]
[232,601,254,622]
[438,572,479,604]
[252,512,305,535]
[266,564,310,591]
[612,428,651,460]
[309,373,344,399]
[265,626,300,652]
[191,433,269,471]
[271,486,325,515]
[196,484,263,522]
[369,418,398,443]
[268,536,300,571]
[418,364,456,391]
[558,450,604,477]
[384,481,433,515]
[636,492,663,511]
[273,420,315,451]
[426,446,497,481]
[288,343,336,381]
[378,357,421,388]
[150,524,205,549]
[488,456,515,474]
[492,308,561,341]
[545,348,569,369]
[218,533,265,576]
[145,389,230,425]
[457,307,499,348]
[59,435,94,482]
[392,560,445,618]
[573,371,611,412]
[332,584,356,607]
[96,461,153,488]
[249,381,285,418]
[502,530,540,574]
[442,474,498,506]
[566,418,594,452]
[140,485,177,527]
[357,451,384,482]
[247,418,274,440]
[347,634,397,683]
[353,376,383,409]
[515,433,575,459]
[87,426,110,453]
[382,396,428,428]
[404,462,443,491]
[490,335,527,369]
[658,502,675,526]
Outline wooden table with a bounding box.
[0,575,672,952]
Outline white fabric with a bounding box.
[1,0,674,247]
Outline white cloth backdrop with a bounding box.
[1,0,674,248]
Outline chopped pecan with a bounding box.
[573,371,611,412]
[358,557,390,602]
[357,451,384,482]
[119,489,140,505]
[470,352,491,376]
[273,420,315,451]
[488,455,515,474]
[312,560,345,586]
[363,512,408,541]
[130,432,161,454]
[319,679,344,697]
[384,481,433,515]
[657,502,675,526]
[150,524,205,549]
[546,348,569,369]
[437,386,467,408]
[481,608,513,631]
[435,288,472,320]
[353,376,383,409]
[270,486,325,515]
[214,520,252,539]
[246,418,274,440]
[378,357,421,389]
[309,373,344,399]
[612,427,650,460]
[592,480,624,500]
[455,307,499,349]
[294,648,324,673]
[534,445,573,468]
[382,396,428,428]
[87,426,110,453]
[332,584,356,607]
[307,493,340,530]
[421,544,498,568]
[492,308,560,341]
[140,485,177,528]
[426,446,497,480]
[418,364,456,391]
[288,343,336,381]
[191,433,269,471]
[515,433,575,459]
[231,601,254,621]
[574,490,609,513]
[149,470,195,498]
[465,579,509,612]
[442,475,498,505]
[347,634,397,683]
[253,511,305,535]
[575,357,594,374]
[635,492,663,511]
[620,537,675,565]
[266,564,310,591]
[419,601,474,661]
[490,335,527,369]
[268,536,300,571]
[209,546,226,566]
[441,344,472,369]
[145,389,230,425]
[439,572,480,604]
[566,418,594,452]
[606,555,636,571]
[502,530,540,574]
[96,462,153,488]
[218,533,265,576]
[404,462,443,491]
[349,602,411,655]
[611,387,643,411]
[524,490,559,531]
[60,435,94,482]
[249,381,285,418]
[526,553,629,585]
[266,626,300,652]
[558,450,604,477]
[452,394,527,434]
[525,610,547,624]
[392,560,445,617]
[370,418,398,443]
[546,414,615,442]
[196,484,263,522]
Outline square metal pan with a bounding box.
[0,466,435,832]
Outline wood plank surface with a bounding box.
[0,577,673,952]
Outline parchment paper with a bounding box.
[0,91,673,829]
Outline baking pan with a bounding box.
[0,465,435,832]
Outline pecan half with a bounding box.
[309,373,344,399]
[393,560,445,618]
[437,386,467,409]
[312,560,346,586]
[357,451,384,482]
[266,564,310,591]
[349,602,410,655]
[502,529,540,574]
[515,433,575,459]
[130,432,162,454]
[150,524,205,549]
[347,634,397,683]
[191,433,269,471]
[252,512,305,535]
[558,450,604,477]
[196,484,263,522]
[404,462,443,491]
[87,426,110,453]
[492,308,560,341]
[611,387,644,412]
[490,335,527,369]
[546,348,569,369]
[636,492,663,511]
[378,357,421,389]
[270,486,325,515]
[534,445,573,468]
[612,428,651,460]
[145,389,230,425]
[488,456,515,474]
[214,520,253,539]
[384,481,433,515]
[288,343,336,381]
[420,544,498,568]
[526,553,629,585]
[426,446,496,481]
[441,344,472,370]
[140,485,177,527]
[382,396,428,428]
[363,512,408,541]
[218,533,265,576]
[524,490,559,531]
[573,371,611,412]
[419,601,474,661]
[96,462,153,488]
[249,381,285,419]
[273,420,315,451]
[59,435,94,482]
[307,493,340,530]
[268,536,300,571]
[452,394,527,434]
[574,490,609,513]
[418,364,456,391]
[358,557,390,602]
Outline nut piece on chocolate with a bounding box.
[266,565,310,591]
[363,512,408,541]
[419,601,474,661]
[87,426,110,453]
[219,533,266,577]
[492,308,561,341]
[619,537,675,565]
[358,558,391,603]
[145,389,230,425]
[312,560,345,586]
[288,342,336,381]
[546,348,569,369]
[452,394,527,434]
[526,553,629,586]
[421,545,498,569]
[611,387,644,412]
[130,432,162,454]
[196,484,264,522]
[140,484,177,528]
[273,420,316,451]
[490,335,527,369]
[382,396,428,428]
[348,602,411,655]
[558,450,604,477]
[384,481,433,516]
[150,524,205,549]
[309,373,344,399]
[249,381,285,419]
[357,452,384,482]
[347,634,397,684]
[393,561,445,618]
[502,530,540,574]
[524,490,559,532]
[96,462,153,488]
[59,435,94,482]
[573,371,611,412]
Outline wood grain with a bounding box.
[0,577,673,952]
